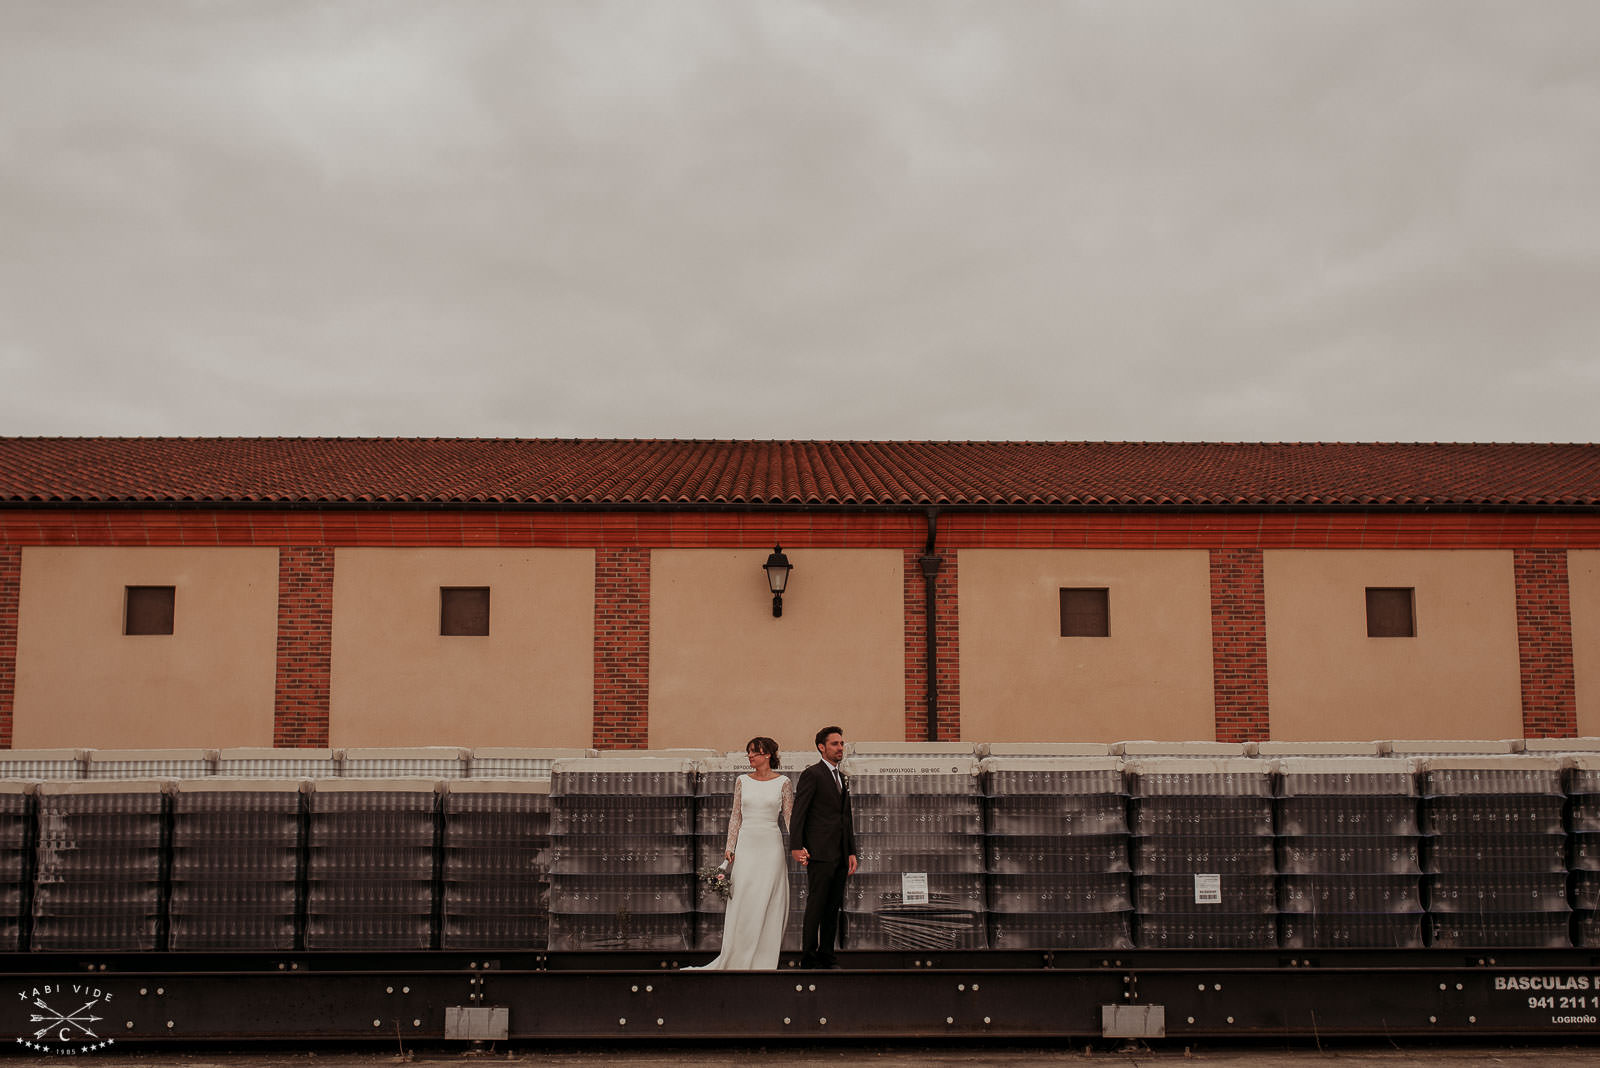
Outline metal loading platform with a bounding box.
[8,949,1600,1044]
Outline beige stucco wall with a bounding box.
[330,549,594,747]
[648,549,903,755]
[1264,550,1522,740]
[13,547,279,748]
[959,550,1216,742]
[1572,550,1600,736]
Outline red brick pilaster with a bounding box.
[1514,549,1577,738]
[594,548,650,749]
[1210,548,1269,742]
[904,549,960,741]
[273,547,333,746]
[0,547,19,749]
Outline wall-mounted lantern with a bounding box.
[764,544,793,618]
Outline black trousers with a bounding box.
[801,856,849,965]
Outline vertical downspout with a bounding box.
[919,508,943,742]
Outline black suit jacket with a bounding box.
[789,760,856,861]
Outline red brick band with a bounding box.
[903,549,961,742]
[4,509,1600,550]
[0,547,19,749]
[1210,548,1269,742]
[594,548,650,749]
[273,547,334,747]
[1514,549,1578,739]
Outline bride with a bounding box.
[685,737,795,970]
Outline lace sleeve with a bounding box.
[724,776,744,855]
[781,775,794,836]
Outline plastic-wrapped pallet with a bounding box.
[85,748,213,780]
[1127,758,1276,949]
[1420,756,1569,949]
[1116,741,1250,759]
[692,754,803,953]
[547,758,696,951]
[977,743,1114,759]
[304,779,439,950]
[838,756,987,951]
[848,742,980,759]
[469,747,595,779]
[168,778,303,951]
[1275,758,1424,949]
[0,749,82,780]
[981,757,1131,950]
[1523,738,1600,756]
[341,747,467,779]
[1385,740,1519,757]
[217,747,341,779]
[441,779,552,949]
[1254,742,1385,758]
[32,780,167,951]
[1571,756,1600,947]
[0,781,32,951]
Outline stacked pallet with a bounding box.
[692,754,803,953]
[441,779,552,949]
[1421,756,1570,948]
[32,780,167,951]
[340,747,468,779]
[0,749,82,780]
[84,748,212,780]
[1,749,80,952]
[840,756,987,950]
[981,756,1132,950]
[547,758,696,951]
[1274,757,1424,948]
[217,747,340,779]
[168,778,303,951]
[1128,758,1277,949]
[1570,756,1600,946]
[304,779,439,950]
[469,747,594,779]
[0,782,32,950]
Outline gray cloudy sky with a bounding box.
[2,2,1597,443]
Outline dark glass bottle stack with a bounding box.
[982,756,1132,950]
[547,759,697,951]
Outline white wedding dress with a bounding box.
[686,774,794,970]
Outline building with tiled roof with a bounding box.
[0,437,1597,753]
[2,437,1599,507]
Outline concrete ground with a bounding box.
[51,1043,1600,1068]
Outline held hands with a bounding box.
[788,848,855,875]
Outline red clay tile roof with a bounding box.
[0,438,1596,509]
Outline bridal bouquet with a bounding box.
[697,860,733,901]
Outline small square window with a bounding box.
[1060,588,1110,637]
[441,587,490,636]
[125,586,175,636]
[1366,587,1415,637]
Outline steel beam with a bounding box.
[6,951,1600,1044]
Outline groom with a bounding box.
[789,725,857,968]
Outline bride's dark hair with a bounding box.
[746,736,781,770]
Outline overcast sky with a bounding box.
[2,2,1597,443]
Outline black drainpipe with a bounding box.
[918,508,943,742]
